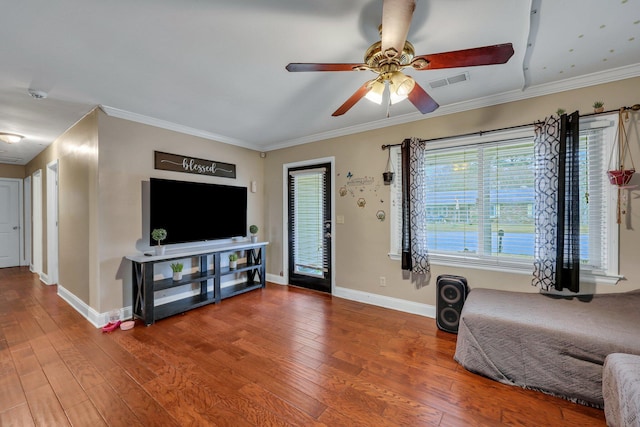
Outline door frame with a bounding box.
[23,175,31,267]
[282,156,335,293]
[32,169,43,278]
[46,160,59,284]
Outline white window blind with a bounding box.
[289,168,327,277]
[389,116,619,280]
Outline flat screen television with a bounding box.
[150,178,247,245]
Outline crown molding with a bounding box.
[101,63,640,152]
[99,105,255,150]
[268,63,640,150]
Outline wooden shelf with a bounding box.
[220,262,261,276]
[128,242,267,325]
[221,282,263,299]
[154,270,216,291]
[154,291,215,321]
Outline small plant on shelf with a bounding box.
[593,101,604,113]
[229,253,238,269]
[170,262,183,281]
[151,228,167,255]
[249,224,259,243]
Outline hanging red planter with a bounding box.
[607,169,635,186]
[607,108,635,188]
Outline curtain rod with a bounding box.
[381,103,640,151]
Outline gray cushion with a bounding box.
[603,353,640,427]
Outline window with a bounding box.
[390,116,619,283]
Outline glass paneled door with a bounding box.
[287,163,331,293]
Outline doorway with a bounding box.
[46,160,59,284]
[286,161,333,293]
[32,170,43,277]
[0,179,21,268]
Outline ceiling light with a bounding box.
[0,133,24,144]
[389,72,415,104]
[365,80,386,105]
[364,72,416,107]
[28,89,48,99]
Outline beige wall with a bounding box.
[265,77,640,307]
[25,110,99,303]
[24,109,265,313]
[96,111,265,311]
[0,164,25,179]
[17,76,640,317]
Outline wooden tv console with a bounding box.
[126,241,267,325]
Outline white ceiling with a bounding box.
[1,0,639,165]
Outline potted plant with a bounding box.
[249,224,259,243]
[151,228,167,255]
[170,262,183,281]
[229,253,238,269]
[556,108,566,116]
[593,101,604,113]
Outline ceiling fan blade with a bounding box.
[407,81,439,114]
[381,0,415,59]
[286,63,368,72]
[411,43,515,70]
[332,80,375,116]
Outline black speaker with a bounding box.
[436,275,468,333]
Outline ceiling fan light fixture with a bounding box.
[0,132,24,144]
[389,72,415,104]
[364,80,386,105]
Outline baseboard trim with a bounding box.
[333,286,436,319]
[266,274,287,285]
[39,272,52,285]
[57,284,132,328]
[265,275,436,318]
[57,285,102,328]
[57,277,433,328]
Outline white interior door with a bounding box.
[0,179,20,268]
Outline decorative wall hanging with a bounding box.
[376,210,386,221]
[607,108,636,223]
[339,186,348,197]
[607,109,635,186]
[357,198,366,208]
[154,151,236,178]
[383,147,394,185]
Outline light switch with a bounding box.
[336,215,345,224]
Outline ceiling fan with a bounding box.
[286,0,514,117]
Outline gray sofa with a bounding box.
[454,288,640,408]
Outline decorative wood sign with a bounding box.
[154,151,236,179]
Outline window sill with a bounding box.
[388,253,621,285]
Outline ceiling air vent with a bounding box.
[429,72,470,89]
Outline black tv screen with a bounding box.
[150,178,247,245]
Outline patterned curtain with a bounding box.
[401,137,430,278]
[532,112,580,292]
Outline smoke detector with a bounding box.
[28,89,48,99]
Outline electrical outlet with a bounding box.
[379,276,386,287]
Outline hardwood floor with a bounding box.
[0,266,605,426]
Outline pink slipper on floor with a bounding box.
[101,320,121,333]
[120,320,135,331]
